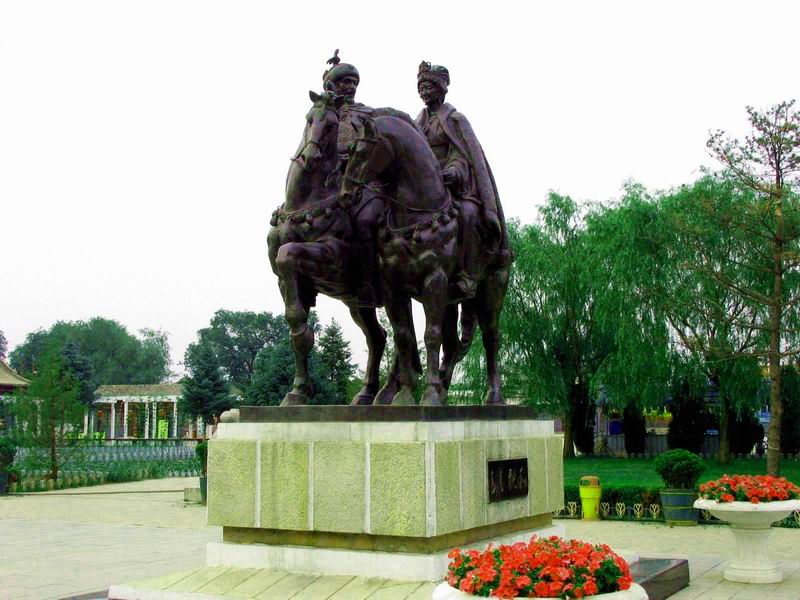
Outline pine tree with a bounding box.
[317,319,356,403]
[13,346,85,481]
[181,343,231,424]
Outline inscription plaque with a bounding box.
[487,458,528,502]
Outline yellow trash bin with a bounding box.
[579,476,602,520]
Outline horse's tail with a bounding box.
[456,306,478,363]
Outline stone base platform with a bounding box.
[206,406,565,583]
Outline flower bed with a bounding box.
[699,475,800,504]
[444,536,633,599]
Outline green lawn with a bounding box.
[564,456,800,488]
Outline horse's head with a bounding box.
[294,90,344,173]
[340,119,392,207]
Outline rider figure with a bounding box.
[323,51,383,306]
[415,61,507,299]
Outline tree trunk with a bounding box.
[570,381,595,455]
[562,415,575,458]
[718,405,732,464]
[767,324,783,476]
[767,189,784,476]
[49,418,59,482]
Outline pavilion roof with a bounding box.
[96,384,182,397]
[0,360,30,388]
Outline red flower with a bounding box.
[583,578,598,595]
[533,581,549,596]
[445,535,631,597]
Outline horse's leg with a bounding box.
[347,305,386,405]
[275,242,317,405]
[374,354,400,405]
[420,269,448,406]
[440,300,479,390]
[476,266,510,406]
[381,296,417,405]
[440,304,459,390]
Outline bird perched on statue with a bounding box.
[326,49,340,66]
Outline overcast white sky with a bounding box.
[1,1,798,376]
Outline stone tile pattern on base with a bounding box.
[207,421,565,538]
[208,440,257,528]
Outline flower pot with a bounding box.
[659,489,698,526]
[694,498,800,583]
[431,582,649,599]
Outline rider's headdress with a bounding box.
[323,49,360,90]
[417,61,450,91]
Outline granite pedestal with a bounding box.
[205,406,565,582]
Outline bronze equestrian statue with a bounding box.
[268,54,511,407]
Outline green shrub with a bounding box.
[654,449,705,489]
[0,437,17,472]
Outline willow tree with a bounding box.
[584,184,672,440]
[459,195,612,456]
[658,176,767,462]
[686,102,800,474]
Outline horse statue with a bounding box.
[267,90,388,406]
[340,116,511,406]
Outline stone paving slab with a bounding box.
[109,569,436,600]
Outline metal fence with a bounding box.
[602,433,725,457]
[16,439,199,464]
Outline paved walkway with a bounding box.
[0,478,219,600]
[1,478,799,599]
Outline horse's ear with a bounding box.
[309,90,322,103]
[363,119,377,139]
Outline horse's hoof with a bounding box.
[420,387,444,406]
[374,385,397,405]
[350,393,375,406]
[484,388,506,406]
[281,392,309,406]
[391,386,416,406]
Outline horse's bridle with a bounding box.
[290,106,339,164]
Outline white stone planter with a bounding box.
[432,582,649,600]
[694,498,800,583]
